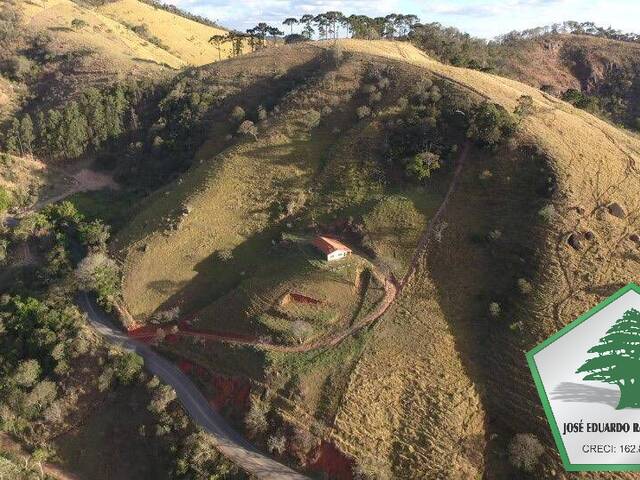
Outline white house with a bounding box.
[312,235,352,261]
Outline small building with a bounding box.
[312,235,352,262]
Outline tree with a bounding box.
[406,151,440,181]
[20,114,35,155]
[508,433,544,472]
[4,118,22,155]
[148,384,176,413]
[267,26,284,45]
[12,359,41,388]
[237,120,257,140]
[282,17,298,34]
[208,34,228,60]
[62,101,89,159]
[75,253,120,309]
[577,308,640,409]
[247,23,270,48]
[113,352,143,385]
[300,14,315,39]
[467,102,517,148]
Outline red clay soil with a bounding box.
[308,441,354,480]
[288,292,323,305]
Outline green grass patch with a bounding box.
[66,189,141,232]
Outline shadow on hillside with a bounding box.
[389,145,554,477]
[550,382,619,408]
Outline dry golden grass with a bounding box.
[98,0,246,66]
[21,0,183,69]
[19,0,244,79]
[115,40,640,477]
[325,40,640,477]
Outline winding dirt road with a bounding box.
[78,294,309,480]
[10,144,468,479]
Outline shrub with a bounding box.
[1,55,34,82]
[514,95,535,117]
[0,187,11,213]
[538,204,556,222]
[267,434,287,456]
[230,106,245,123]
[517,278,532,294]
[237,120,258,140]
[406,151,441,181]
[467,102,517,148]
[356,105,371,119]
[245,398,269,436]
[368,91,383,104]
[508,433,545,472]
[489,302,501,318]
[302,109,321,129]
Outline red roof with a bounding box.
[312,236,352,255]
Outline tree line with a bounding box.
[497,21,640,44]
[2,83,143,161]
[208,12,421,55]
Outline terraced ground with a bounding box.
[114,40,640,478]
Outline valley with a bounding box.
[1,3,640,480]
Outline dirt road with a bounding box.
[78,294,310,480]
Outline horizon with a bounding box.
[170,0,640,39]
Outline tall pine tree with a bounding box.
[576,308,640,409]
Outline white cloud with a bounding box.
[170,0,640,39]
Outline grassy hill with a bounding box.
[0,0,246,114]
[497,33,640,130]
[112,38,640,478]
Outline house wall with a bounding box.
[327,250,349,261]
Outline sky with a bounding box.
[171,0,640,39]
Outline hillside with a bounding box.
[110,38,640,478]
[497,33,640,129]
[0,0,245,115]
[97,0,241,66]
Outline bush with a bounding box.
[508,433,545,472]
[1,55,34,82]
[302,109,321,129]
[517,278,532,294]
[514,95,535,117]
[467,102,517,148]
[237,120,258,140]
[75,252,120,309]
[0,187,11,213]
[356,105,371,119]
[230,106,245,123]
[489,302,501,318]
[406,151,440,181]
[245,398,269,436]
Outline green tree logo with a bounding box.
[576,308,640,409]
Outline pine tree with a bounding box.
[20,114,35,154]
[62,101,89,159]
[5,118,22,155]
[576,308,640,409]
[45,109,64,157]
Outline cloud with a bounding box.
[171,0,640,39]
[173,0,400,30]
